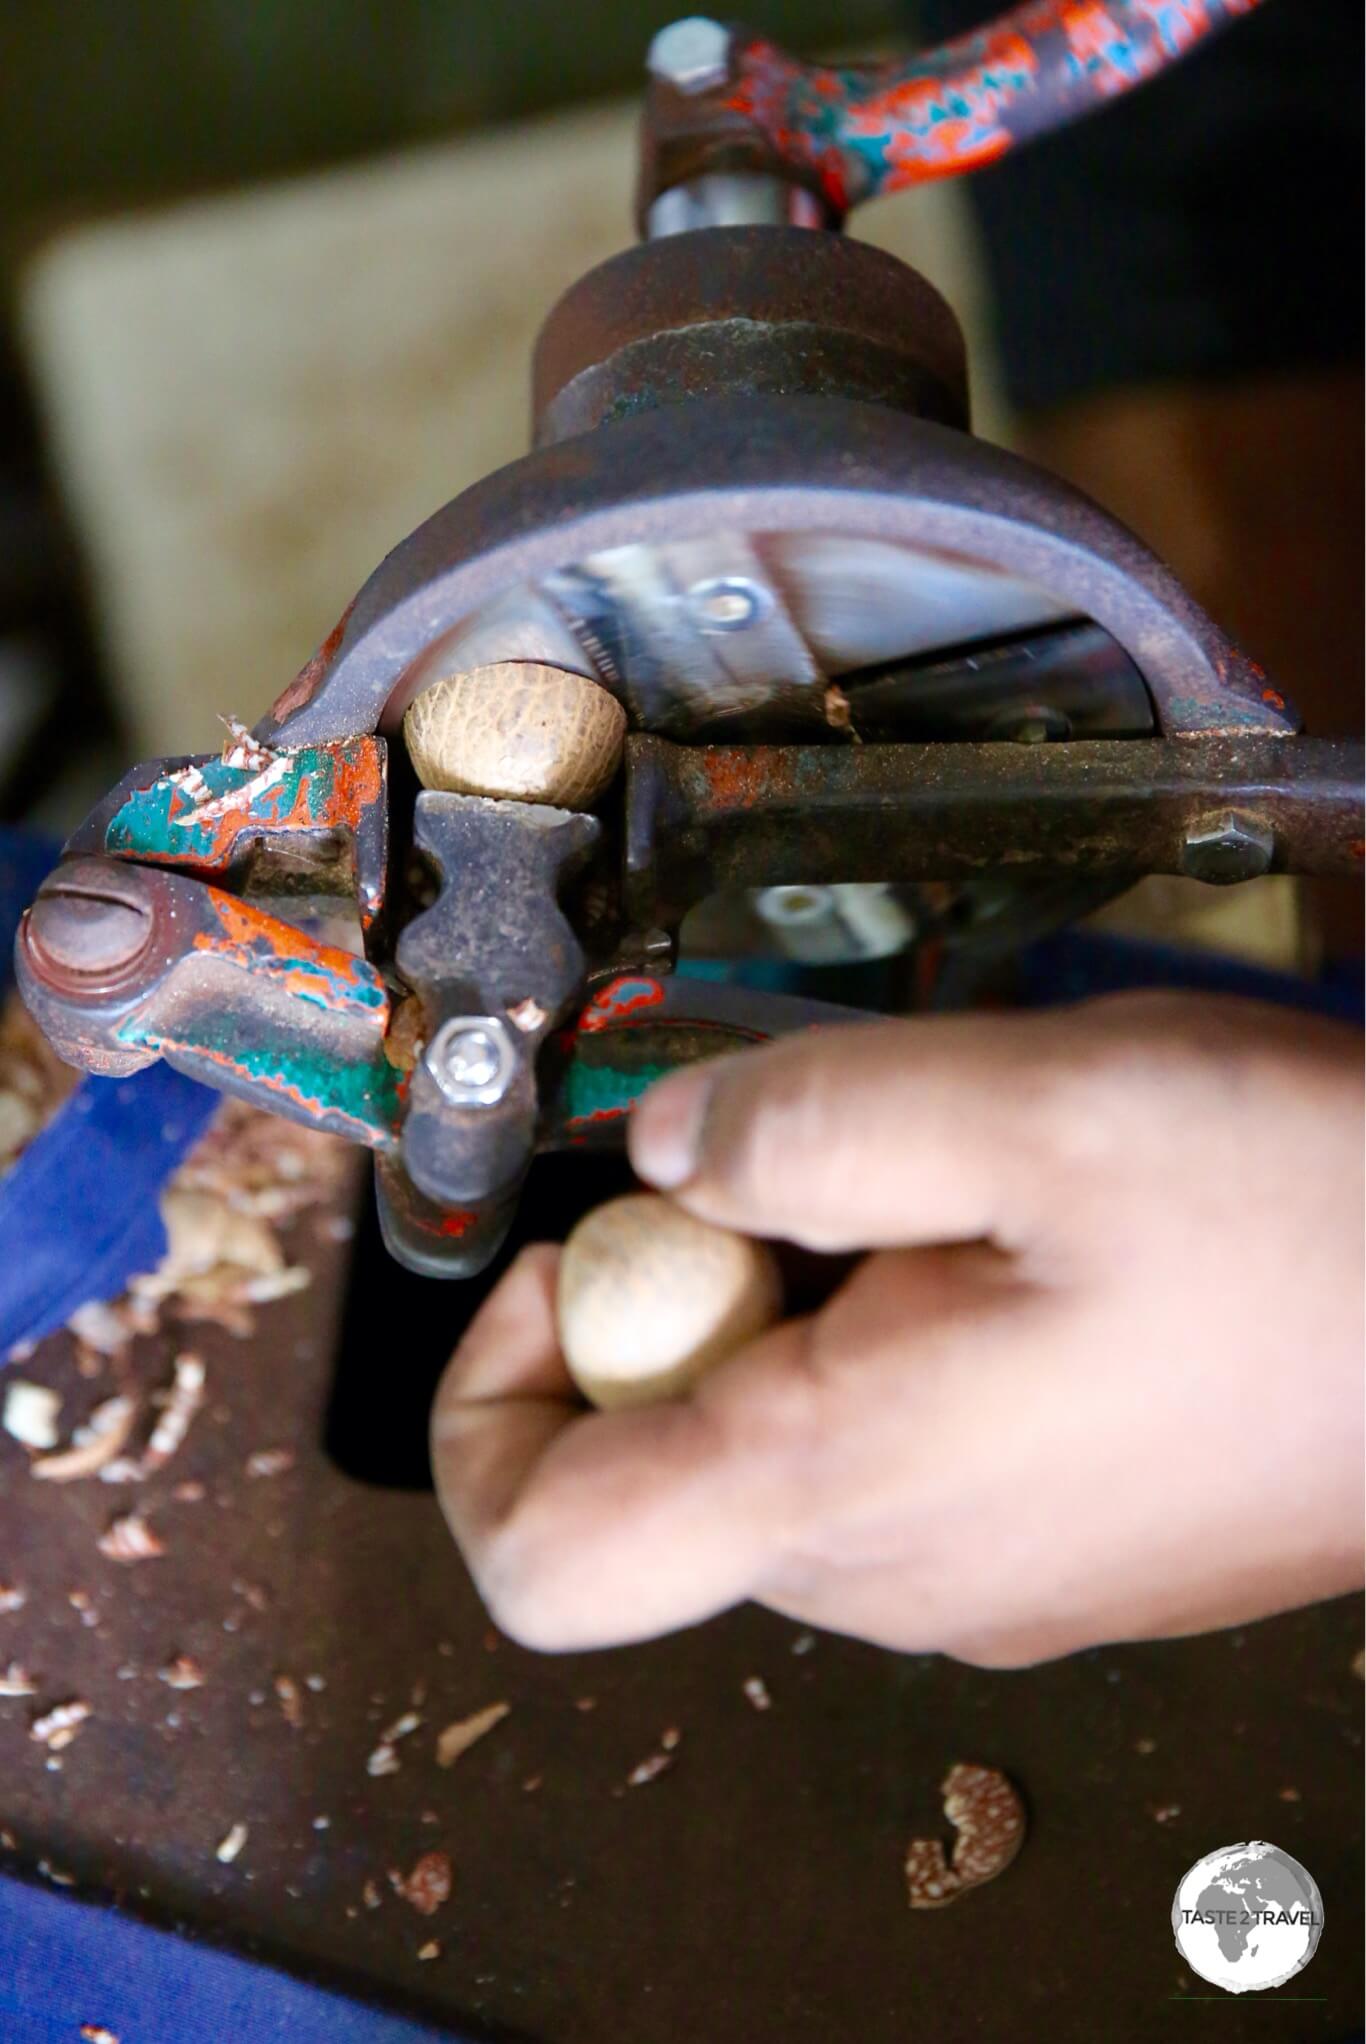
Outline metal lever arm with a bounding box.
[642,4,1267,222]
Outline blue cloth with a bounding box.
[1015,927,1365,1026]
[0,1062,219,1353]
[0,1873,462,2042]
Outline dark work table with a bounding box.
[1,1150,1361,2043]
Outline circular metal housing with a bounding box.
[532,227,970,446]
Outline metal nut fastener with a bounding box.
[1180,811,1276,886]
[647,17,731,94]
[423,1016,517,1108]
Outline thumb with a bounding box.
[627,1010,1077,1254]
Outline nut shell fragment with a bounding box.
[905,1763,1025,1909]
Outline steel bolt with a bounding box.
[688,576,767,632]
[1180,811,1276,886]
[647,16,731,94]
[27,884,154,979]
[423,1016,517,1108]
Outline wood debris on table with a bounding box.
[435,1701,509,1768]
[96,1512,165,1563]
[904,1764,1026,1909]
[29,1698,91,1750]
[0,999,77,1173]
[626,1748,675,1788]
[215,1821,249,1864]
[158,1655,205,1690]
[80,2026,120,2044]
[245,1447,295,1479]
[31,1395,139,1484]
[389,1850,452,1916]
[367,1707,422,1776]
[741,1676,772,1712]
[3,1381,61,1450]
[417,1940,441,1962]
[274,1673,305,1728]
[0,1662,36,1697]
[0,1584,27,1614]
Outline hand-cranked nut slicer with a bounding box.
[17,5,1363,1275]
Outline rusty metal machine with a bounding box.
[16,2,1364,1276]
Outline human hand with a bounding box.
[430,993,1364,1663]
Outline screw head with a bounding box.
[647,16,731,94]
[1180,811,1276,886]
[688,576,768,632]
[423,1016,517,1108]
[27,879,154,980]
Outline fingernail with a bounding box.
[628,1066,714,1188]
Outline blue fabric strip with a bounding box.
[0,1873,465,2042]
[0,1062,219,1354]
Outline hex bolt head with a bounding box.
[27,884,154,979]
[1180,811,1276,886]
[423,1016,517,1108]
[647,16,731,94]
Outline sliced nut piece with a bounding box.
[905,1764,1026,1909]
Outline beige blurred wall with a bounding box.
[17,98,1005,758]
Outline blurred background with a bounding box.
[0,0,1359,960]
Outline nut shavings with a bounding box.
[80,2028,120,2043]
[0,1584,26,1615]
[215,1821,249,1864]
[435,1701,509,1768]
[507,997,547,1033]
[741,1676,771,1711]
[417,1941,441,1962]
[158,1655,205,1690]
[245,1447,295,1478]
[97,1513,165,1563]
[274,1674,304,1728]
[3,1380,61,1450]
[220,717,278,773]
[389,1851,452,1917]
[143,1353,206,1471]
[0,1662,36,1697]
[30,1699,91,1749]
[626,1750,674,1788]
[368,1709,421,1777]
[362,1879,382,1910]
[905,1764,1025,1909]
[32,1395,139,1484]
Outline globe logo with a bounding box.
[1172,1841,1324,1994]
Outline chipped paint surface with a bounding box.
[575,976,667,1034]
[105,737,383,897]
[728,1,1263,212]
[111,887,400,1145]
